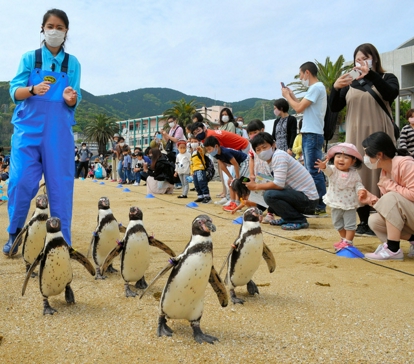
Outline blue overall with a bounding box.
[8,51,75,245]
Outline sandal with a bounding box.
[216,193,226,198]
[281,222,309,230]
[270,218,286,226]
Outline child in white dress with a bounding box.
[315,143,365,251]
[174,141,191,198]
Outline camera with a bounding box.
[348,69,361,80]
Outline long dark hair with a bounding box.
[150,148,162,170]
[41,9,69,48]
[362,132,411,159]
[353,43,385,73]
[219,107,235,127]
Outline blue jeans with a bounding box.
[302,133,326,209]
[193,170,210,197]
[264,189,318,224]
[117,160,124,181]
[123,168,132,182]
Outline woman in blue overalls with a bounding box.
[3,9,82,255]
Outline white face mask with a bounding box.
[168,122,175,128]
[356,59,373,69]
[82,146,86,150]
[363,155,379,170]
[44,29,66,48]
[190,142,199,150]
[222,115,229,123]
[274,109,280,117]
[300,78,309,88]
[119,143,125,147]
[257,148,274,161]
[237,121,244,128]
[187,132,193,138]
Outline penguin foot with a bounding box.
[135,276,148,289]
[43,299,57,315]
[95,267,107,280]
[247,280,259,296]
[157,315,173,337]
[107,264,118,273]
[125,284,137,298]
[65,285,75,304]
[230,289,245,305]
[191,322,218,344]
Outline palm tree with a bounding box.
[83,113,118,155]
[163,98,199,129]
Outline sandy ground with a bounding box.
[1,179,414,363]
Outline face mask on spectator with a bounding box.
[363,155,379,170]
[195,131,206,141]
[168,122,175,128]
[119,143,124,147]
[274,109,281,117]
[257,148,274,161]
[190,142,199,150]
[222,115,229,123]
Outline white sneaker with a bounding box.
[133,182,139,186]
[215,198,228,205]
[407,243,414,258]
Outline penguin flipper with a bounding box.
[262,242,276,273]
[86,233,96,258]
[209,266,228,307]
[148,237,176,257]
[139,259,176,299]
[9,226,27,257]
[22,252,43,296]
[101,244,123,274]
[69,248,96,276]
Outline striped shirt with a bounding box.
[255,149,319,201]
[399,125,414,156]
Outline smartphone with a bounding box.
[241,177,250,183]
[156,133,162,139]
[281,82,286,88]
[348,69,361,80]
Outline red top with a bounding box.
[204,129,249,151]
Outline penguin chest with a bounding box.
[161,253,212,321]
[121,233,150,282]
[94,221,120,266]
[22,222,47,265]
[40,247,72,298]
[230,234,263,288]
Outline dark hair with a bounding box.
[406,109,414,119]
[189,122,204,133]
[298,119,303,132]
[219,107,235,126]
[300,62,318,77]
[150,148,162,170]
[81,142,86,146]
[353,43,385,73]
[204,136,220,148]
[251,132,275,151]
[144,146,151,156]
[362,132,411,159]
[167,115,177,121]
[328,154,362,169]
[122,145,129,152]
[134,147,142,152]
[246,119,265,133]
[231,178,250,199]
[192,112,204,122]
[41,9,69,47]
[118,136,125,142]
[136,151,144,157]
[273,98,289,113]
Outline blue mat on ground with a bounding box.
[145,194,155,198]
[186,202,198,208]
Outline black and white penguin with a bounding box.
[90,197,123,279]
[224,207,276,304]
[22,217,95,315]
[101,206,175,297]
[10,195,49,278]
[155,215,228,344]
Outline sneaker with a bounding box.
[364,243,404,261]
[194,197,204,203]
[223,200,232,207]
[407,243,414,258]
[174,185,182,189]
[223,202,238,212]
[215,198,229,205]
[281,222,309,230]
[111,179,116,182]
[355,222,375,237]
[270,218,286,226]
[133,182,139,186]
[177,195,187,199]
[262,213,275,224]
[334,240,353,252]
[202,197,212,204]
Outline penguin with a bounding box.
[149,214,228,344]
[101,206,176,297]
[224,207,276,305]
[10,195,49,278]
[90,197,124,279]
[22,217,95,315]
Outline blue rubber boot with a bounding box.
[2,228,22,256]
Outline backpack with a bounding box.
[198,152,215,182]
[94,164,103,179]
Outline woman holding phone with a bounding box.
[328,43,399,237]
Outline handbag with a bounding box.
[165,127,178,152]
[359,79,400,140]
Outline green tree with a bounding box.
[83,113,118,155]
[163,98,199,129]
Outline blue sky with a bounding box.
[0,0,413,102]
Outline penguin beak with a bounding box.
[203,221,216,233]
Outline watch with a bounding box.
[29,85,36,96]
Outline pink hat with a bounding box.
[327,143,362,162]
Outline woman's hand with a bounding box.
[333,74,353,90]
[354,60,370,79]
[34,81,51,96]
[63,86,77,106]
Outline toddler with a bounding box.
[174,141,191,198]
